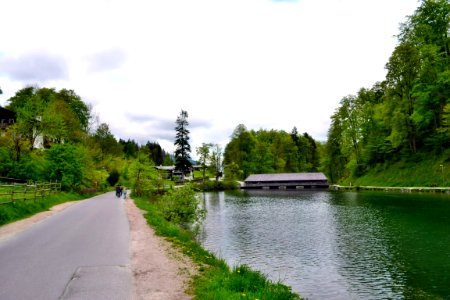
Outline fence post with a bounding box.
[11,183,15,205]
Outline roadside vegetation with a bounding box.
[0,192,83,226]
[133,187,301,300]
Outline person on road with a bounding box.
[116,185,122,198]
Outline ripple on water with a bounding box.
[199,191,450,300]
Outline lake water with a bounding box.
[197,190,450,300]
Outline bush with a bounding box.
[195,180,239,191]
[158,185,205,226]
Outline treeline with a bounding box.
[323,0,450,183]
[0,86,172,192]
[224,124,320,180]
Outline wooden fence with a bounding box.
[0,182,61,205]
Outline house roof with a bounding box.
[245,172,328,182]
[0,107,16,119]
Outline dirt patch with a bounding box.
[0,201,79,242]
[125,198,197,300]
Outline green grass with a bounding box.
[341,151,450,188]
[133,196,301,300]
[0,192,84,226]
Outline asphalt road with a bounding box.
[0,192,132,300]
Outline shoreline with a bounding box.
[331,185,450,193]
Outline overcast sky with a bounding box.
[0,0,420,158]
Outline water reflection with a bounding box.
[198,190,450,299]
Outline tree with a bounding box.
[196,143,212,181]
[385,43,421,152]
[129,151,161,196]
[93,123,123,160]
[119,139,139,159]
[6,87,91,149]
[224,124,257,179]
[209,144,223,181]
[174,110,192,173]
[146,141,168,166]
[45,144,85,190]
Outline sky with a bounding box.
[0,0,420,159]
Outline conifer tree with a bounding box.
[174,110,192,173]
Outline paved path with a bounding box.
[0,192,131,300]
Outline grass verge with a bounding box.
[0,192,84,226]
[342,151,450,187]
[133,196,301,300]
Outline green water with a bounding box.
[198,190,450,299]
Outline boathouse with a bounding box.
[243,172,329,189]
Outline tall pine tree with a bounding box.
[174,110,192,172]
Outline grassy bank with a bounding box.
[133,196,301,300]
[0,192,84,226]
[341,152,450,188]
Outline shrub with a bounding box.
[158,185,205,227]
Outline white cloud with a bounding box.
[0,51,68,82]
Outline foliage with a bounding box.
[344,150,450,188]
[209,143,224,181]
[194,180,239,191]
[6,86,91,148]
[323,0,450,184]
[158,185,205,226]
[106,169,120,186]
[133,196,301,299]
[145,141,170,166]
[92,123,123,160]
[45,144,85,191]
[174,110,192,172]
[196,143,212,181]
[1,85,176,193]
[129,151,162,196]
[224,124,320,180]
[119,138,139,159]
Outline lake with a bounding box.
[197,190,450,300]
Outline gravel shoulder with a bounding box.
[125,197,197,300]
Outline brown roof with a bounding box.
[245,172,328,182]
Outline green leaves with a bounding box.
[159,185,205,226]
[224,125,320,180]
[45,144,85,190]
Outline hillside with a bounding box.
[340,151,450,188]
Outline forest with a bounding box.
[322,0,450,184]
[223,124,321,180]
[0,86,171,193]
